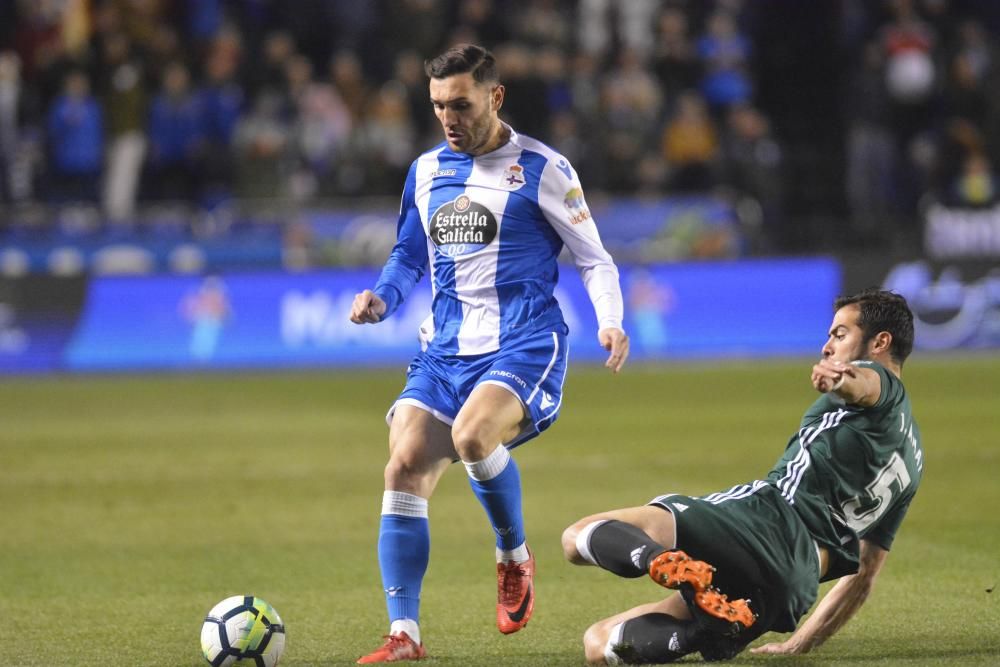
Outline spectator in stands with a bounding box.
[494,43,548,139]
[452,0,510,47]
[845,41,897,245]
[696,9,752,111]
[660,90,719,192]
[380,0,450,63]
[96,32,147,221]
[536,46,574,118]
[507,0,572,51]
[328,49,371,126]
[722,103,784,247]
[879,0,939,148]
[284,54,351,198]
[198,39,246,206]
[392,49,436,145]
[652,6,701,103]
[251,30,296,101]
[356,81,416,194]
[943,20,994,129]
[951,151,997,208]
[0,51,30,204]
[144,24,185,89]
[577,0,661,61]
[146,61,204,202]
[600,47,663,192]
[45,68,103,203]
[231,91,292,200]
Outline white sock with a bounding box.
[381,490,428,518]
[390,618,420,645]
[603,621,625,665]
[497,542,530,564]
[574,520,609,566]
[462,445,510,481]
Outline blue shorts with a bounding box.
[386,330,569,448]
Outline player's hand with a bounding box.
[598,327,629,374]
[811,358,855,393]
[750,639,808,655]
[349,289,386,324]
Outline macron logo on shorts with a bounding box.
[489,369,528,390]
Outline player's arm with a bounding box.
[350,164,428,325]
[537,159,629,373]
[812,359,882,407]
[751,539,889,655]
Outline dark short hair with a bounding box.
[424,43,499,83]
[834,288,915,365]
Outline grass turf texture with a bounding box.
[2,356,998,666]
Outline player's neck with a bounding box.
[470,120,510,157]
[869,353,902,378]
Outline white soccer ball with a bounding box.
[200,595,286,667]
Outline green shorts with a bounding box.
[649,481,820,636]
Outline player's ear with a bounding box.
[491,84,505,112]
[870,331,892,357]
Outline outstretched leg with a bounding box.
[565,507,757,663]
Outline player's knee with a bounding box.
[450,421,493,461]
[583,621,611,664]
[383,450,427,489]
[561,522,585,563]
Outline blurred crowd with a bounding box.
[0,0,999,251]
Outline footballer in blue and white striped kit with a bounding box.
[350,44,629,663]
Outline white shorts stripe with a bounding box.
[526,332,560,405]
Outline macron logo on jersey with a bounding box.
[555,158,573,180]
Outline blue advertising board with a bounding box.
[0,277,87,374]
[64,258,841,371]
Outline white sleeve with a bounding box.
[538,159,624,332]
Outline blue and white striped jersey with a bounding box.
[374,125,624,356]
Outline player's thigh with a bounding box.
[451,382,529,460]
[562,505,676,563]
[384,403,458,496]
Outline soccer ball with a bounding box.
[200,595,286,667]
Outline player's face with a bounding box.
[821,304,868,363]
[429,73,503,155]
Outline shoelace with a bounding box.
[499,562,528,602]
[379,634,410,648]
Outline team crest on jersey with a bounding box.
[564,187,592,225]
[429,195,498,257]
[500,164,526,191]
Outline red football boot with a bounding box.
[496,549,535,634]
[357,632,427,664]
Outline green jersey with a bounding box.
[766,361,923,581]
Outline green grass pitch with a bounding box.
[2,356,998,666]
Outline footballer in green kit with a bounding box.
[562,289,922,664]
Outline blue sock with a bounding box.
[378,491,430,625]
[465,446,525,552]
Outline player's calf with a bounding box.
[573,519,669,578]
[596,613,704,664]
